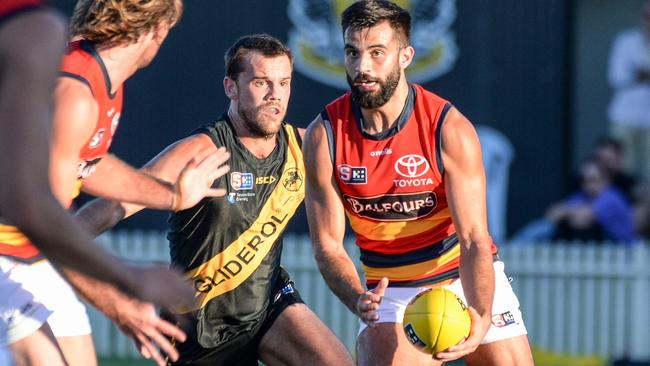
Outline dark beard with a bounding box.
[347,66,400,109]
[237,103,275,139]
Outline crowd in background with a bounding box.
[513,137,649,244]
[513,1,650,245]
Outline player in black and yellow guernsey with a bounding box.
[77,34,353,366]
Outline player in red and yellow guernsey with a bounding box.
[304,1,534,365]
[0,1,230,365]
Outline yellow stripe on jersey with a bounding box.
[346,207,453,241]
[0,224,29,245]
[362,242,460,282]
[0,179,83,248]
[183,125,305,312]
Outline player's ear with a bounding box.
[399,45,415,69]
[152,21,171,44]
[224,77,238,100]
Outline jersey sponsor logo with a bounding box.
[282,168,304,192]
[343,191,437,221]
[395,155,430,178]
[370,148,392,157]
[110,111,120,135]
[190,212,291,310]
[338,164,367,184]
[88,129,105,148]
[231,172,254,190]
[394,155,434,188]
[491,311,516,327]
[255,175,277,185]
[76,157,102,179]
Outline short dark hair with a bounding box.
[224,34,293,80]
[341,0,411,45]
[595,136,623,153]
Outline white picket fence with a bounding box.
[91,232,650,361]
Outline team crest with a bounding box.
[281,168,304,192]
[288,0,459,89]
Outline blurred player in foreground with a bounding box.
[78,33,354,366]
[0,0,229,365]
[303,1,534,365]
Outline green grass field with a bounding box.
[99,358,467,366]
[99,358,155,366]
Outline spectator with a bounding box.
[594,136,639,201]
[547,157,636,243]
[607,0,650,180]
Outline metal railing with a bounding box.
[90,232,650,361]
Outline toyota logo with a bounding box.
[394,155,430,178]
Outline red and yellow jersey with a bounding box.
[0,0,44,26]
[323,84,496,287]
[0,39,123,262]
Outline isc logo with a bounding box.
[255,176,277,185]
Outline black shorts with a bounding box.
[167,268,304,366]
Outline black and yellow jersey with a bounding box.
[167,114,305,348]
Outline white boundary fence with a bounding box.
[92,232,650,361]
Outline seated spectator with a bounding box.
[594,136,639,201]
[547,157,636,243]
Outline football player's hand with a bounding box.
[172,147,230,211]
[433,306,489,361]
[355,277,389,327]
[111,299,186,366]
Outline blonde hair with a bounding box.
[70,0,183,46]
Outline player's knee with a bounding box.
[314,341,354,366]
[8,324,66,366]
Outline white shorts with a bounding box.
[0,261,51,345]
[358,261,528,344]
[0,257,90,341]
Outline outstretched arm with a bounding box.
[50,77,228,213]
[76,134,229,235]
[303,115,387,326]
[68,134,229,364]
[435,107,494,361]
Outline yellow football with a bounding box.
[402,287,471,354]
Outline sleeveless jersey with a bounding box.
[167,115,305,348]
[0,0,43,27]
[0,40,123,262]
[322,84,496,288]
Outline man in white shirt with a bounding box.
[607,0,650,179]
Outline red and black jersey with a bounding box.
[322,84,496,288]
[0,0,44,27]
